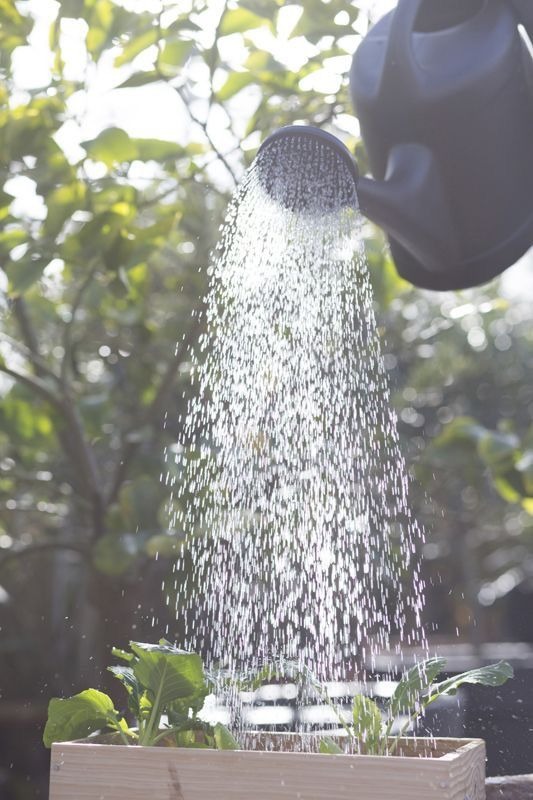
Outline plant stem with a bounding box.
[140,668,167,745]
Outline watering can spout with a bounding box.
[356,144,460,277]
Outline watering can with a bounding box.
[257,0,533,290]
[350,0,533,290]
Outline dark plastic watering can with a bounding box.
[351,0,533,290]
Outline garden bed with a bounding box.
[49,733,486,800]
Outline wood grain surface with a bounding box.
[49,736,486,800]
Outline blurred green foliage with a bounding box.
[0,1,532,794]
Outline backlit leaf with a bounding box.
[220,8,269,35]
[43,689,123,747]
[82,127,137,167]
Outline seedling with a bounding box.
[318,657,513,756]
[43,639,240,750]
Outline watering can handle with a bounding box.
[383,0,426,89]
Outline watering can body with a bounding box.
[351,0,533,290]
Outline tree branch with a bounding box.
[9,295,106,530]
[175,86,239,187]
[12,297,40,354]
[61,263,99,382]
[107,315,203,505]
[0,332,61,382]
[0,362,64,411]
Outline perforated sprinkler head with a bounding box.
[256,125,359,214]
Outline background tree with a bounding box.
[0,1,532,797]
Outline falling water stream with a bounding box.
[168,135,427,736]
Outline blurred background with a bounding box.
[1,0,532,796]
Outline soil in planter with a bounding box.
[170,133,428,729]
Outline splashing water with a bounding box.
[169,135,427,726]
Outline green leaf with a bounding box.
[114,28,158,67]
[43,689,123,747]
[130,641,207,708]
[429,661,513,705]
[44,181,86,238]
[116,70,160,89]
[319,736,343,754]
[478,431,519,471]
[219,8,269,35]
[131,138,185,161]
[111,647,134,663]
[213,722,240,750]
[144,533,184,558]
[109,662,152,725]
[217,72,254,101]
[352,695,383,754]
[107,665,143,717]
[5,255,48,295]
[516,451,533,495]
[0,227,27,257]
[82,127,138,167]
[159,39,194,72]
[389,657,446,718]
[493,475,522,504]
[432,417,486,448]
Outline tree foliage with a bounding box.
[0,2,532,793]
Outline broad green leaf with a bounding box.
[213,722,240,750]
[130,641,207,708]
[109,664,152,723]
[217,72,254,101]
[107,665,143,716]
[429,661,513,705]
[352,695,382,754]
[319,736,343,754]
[389,657,446,718]
[82,127,137,167]
[111,647,134,663]
[43,689,123,747]
[220,8,269,35]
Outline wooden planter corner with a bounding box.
[49,734,486,800]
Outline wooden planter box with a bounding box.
[49,734,486,800]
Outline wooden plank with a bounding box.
[486,775,533,800]
[49,737,486,800]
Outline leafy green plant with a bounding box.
[43,640,240,750]
[319,658,513,756]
